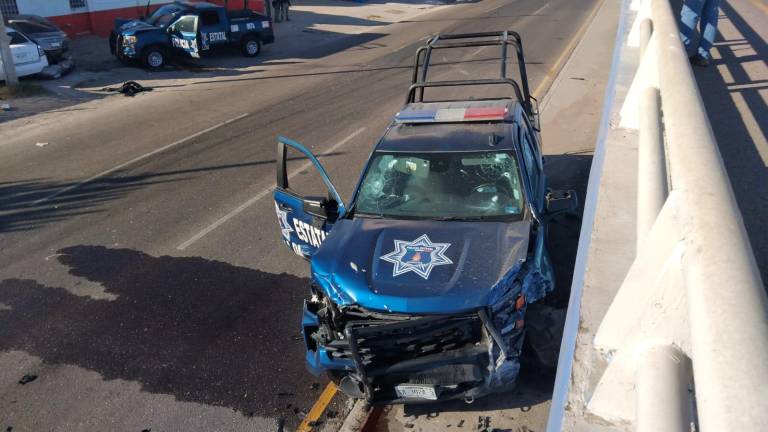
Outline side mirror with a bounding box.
[303,196,339,220]
[546,189,578,217]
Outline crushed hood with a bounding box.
[311,218,531,314]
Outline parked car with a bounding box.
[0,28,49,81]
[109,1,274,69]
[272,31,577,404]
[5,15,69,63]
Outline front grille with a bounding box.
[325,313,487,402]
[350,315,482,375]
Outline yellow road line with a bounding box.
[296,382,338,432]
[532,0,606,98]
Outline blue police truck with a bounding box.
[272,31,578,404]
[110,1,274,69]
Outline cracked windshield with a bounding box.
[356,151,524,219]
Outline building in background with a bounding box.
[0,0,265,37]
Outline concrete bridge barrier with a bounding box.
[546,0,768,430]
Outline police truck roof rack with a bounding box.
[406,30,537,122]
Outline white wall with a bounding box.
[17,0,160,17]
[17,0,72,16]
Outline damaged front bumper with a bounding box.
[301,293,529,404]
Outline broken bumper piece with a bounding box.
[302,301,526,404]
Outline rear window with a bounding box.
[11,21,56,34]
[9,31,29,45]
[200,10,219,26]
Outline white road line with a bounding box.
[31,113,251,206]
[532,2,550,16]
[176,127,367,251]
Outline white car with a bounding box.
[0,28,48,81]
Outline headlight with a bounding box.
[123,35,137,45]
[37,45,45,57]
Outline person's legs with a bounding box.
[285,4,290,21]
[697,0,721,59]
[680,0,705,51]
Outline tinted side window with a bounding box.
[200,11,219,26]
[9,32,28,45]
[521,133,541,197]
[174,15,197,33]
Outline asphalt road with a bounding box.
[0,0,601,430]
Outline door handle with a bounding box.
[278,203,293,212]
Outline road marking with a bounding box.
[532,0,603,99]
[176,127,367,250]
[31,113,251,206]
[532,1,550,16]
[296,382,338,432]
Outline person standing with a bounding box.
[272,0,291,22]
[679,0,722,67]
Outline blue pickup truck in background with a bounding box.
[110,1,274,69]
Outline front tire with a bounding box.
[241,36,262,57]
[141,46,166,70]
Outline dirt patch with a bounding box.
[0,83,50,100]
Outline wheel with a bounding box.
[141,46,166,69]
[241,36,261,57]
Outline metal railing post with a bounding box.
[637,87,667,249]
[636,344,691,432]
[652,0,768,430]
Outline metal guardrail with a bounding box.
[547,0,768,430]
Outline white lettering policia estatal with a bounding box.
[292,218,327,248]
[208,32,226,42]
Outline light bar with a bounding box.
[464,106,508,120]
[395,106,509,124]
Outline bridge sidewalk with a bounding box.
[559,0,766,430]
[692,0,768,286]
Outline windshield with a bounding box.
[146,5,183,26]
[355,151,525,220]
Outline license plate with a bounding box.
[50,42,61,47]
[395,384,437,400]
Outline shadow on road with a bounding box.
[692,1,768,283]
[0,152,344,234]
[545,153,593,306]
[0,245,321,422]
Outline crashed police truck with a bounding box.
[110,1,274,69]
[273,31,576,404]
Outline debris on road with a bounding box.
[102,81,154,97]
[476,416,491,431]
[35,142,49,148]
[18,374,37,385]
[39,60,75,80]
